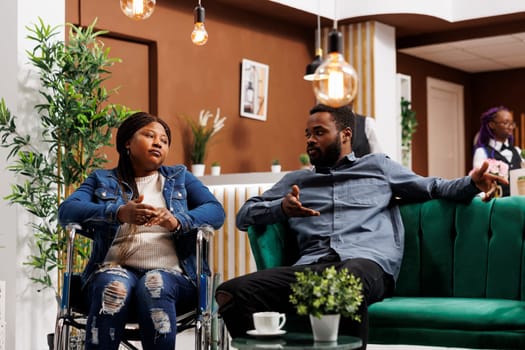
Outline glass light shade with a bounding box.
[120,0,155,20]
[191,22,208,46]
[312,52,358,107]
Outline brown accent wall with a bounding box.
[67,0,314,173]
[396,53,472,176]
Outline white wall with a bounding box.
[372,22,399,162]
[0,1,65,349]
[0,2,19,349]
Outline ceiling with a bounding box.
[399,32,525,73]
[216,0,525,74]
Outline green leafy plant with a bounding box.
[186,108,226,164]
[211,161,220,167]
[299,153,310,166]
[0,18,129,295]
[271,159,280,166]
[289,266,363,321]
[401,97,417,149]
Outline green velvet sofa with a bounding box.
[247,196,525,349]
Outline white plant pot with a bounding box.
[211,165,221,176]
[309,314,340,342]
[271,164,281,173]
[191,163,205,176]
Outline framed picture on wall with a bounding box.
[240,58,269,121]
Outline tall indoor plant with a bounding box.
[0,18,129,296]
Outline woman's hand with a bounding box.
[145,207,179,231]
[117,195,157,225]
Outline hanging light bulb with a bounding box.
[120,0,156,20]
[312,28,358,107]
[191,1,208,46]
[304,14,323,81]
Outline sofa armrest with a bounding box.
[247,222,299,270]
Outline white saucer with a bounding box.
[246,329,286,337]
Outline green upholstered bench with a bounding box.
[247,197,525,349]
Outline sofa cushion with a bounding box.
[369,297,525,330]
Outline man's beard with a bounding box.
[309,138,341,168]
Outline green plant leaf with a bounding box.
[0,18,131,295]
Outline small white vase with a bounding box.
[191,163,205,176]
[271,164,281,173]
[309,314,340,342]
[211,165,221,176]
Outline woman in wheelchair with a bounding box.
[58,112,225,350]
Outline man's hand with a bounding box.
[470,160,509,202]
[281,185,320,217]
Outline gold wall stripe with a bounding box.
[361,22,368,116]
[223,189,229,280]
[244,187,251,274]
[212,188,220,274]
[367,22,376,118]
[234,188,240,278]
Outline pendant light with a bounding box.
[191,0,208,46]
[120,0,156,20]
[304,14,323,81]
[312,4,358,107]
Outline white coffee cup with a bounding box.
[253,312,286,333]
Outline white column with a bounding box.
[372,22,399,162]
[0,1,64,349]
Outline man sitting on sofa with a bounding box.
[215,103,506,349]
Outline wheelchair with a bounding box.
[53,223,229,350]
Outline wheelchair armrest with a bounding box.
[196,225,214,315]
[59,223,82,314]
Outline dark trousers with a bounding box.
[215,256,394,350]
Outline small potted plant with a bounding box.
[271,159,281,173]
[211,161,221,176]
[299,153,311,169]
[289,266,363,342]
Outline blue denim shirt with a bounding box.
[236,153,479,279]
[58,165,225,287]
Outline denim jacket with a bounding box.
[58,165,225,287]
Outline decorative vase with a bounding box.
[211,165,221,176]
[271,164,281,173]
[191,163,206,176]
[309,314,340,342]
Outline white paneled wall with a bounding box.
[201,172,285,282]
[207,184,274,282]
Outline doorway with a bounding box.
[427,77,465,179]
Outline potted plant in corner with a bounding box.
[185,108,226,176]
[289,266,363,342]
[271,159,281,173]
[0,18,129,346]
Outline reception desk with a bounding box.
[200,172,287,281]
